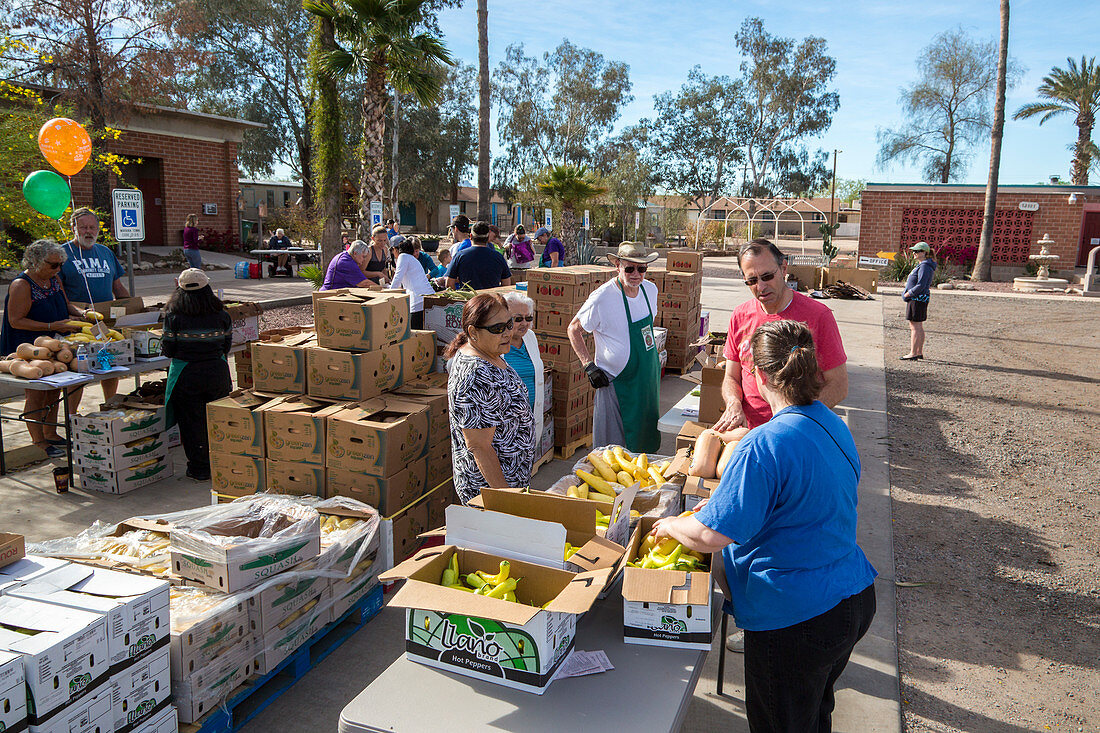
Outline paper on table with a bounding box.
[551,649,615,680]
[89,365,127,375]
[36,371,92,387]
[680,406,699,419]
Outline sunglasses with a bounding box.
[513,315,534,323]
[623,265,648,274]
[45,261,63,269]
[477,319,515,335]
[744,269,779,287]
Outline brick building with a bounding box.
[64,102,263,247]
[860,183,1100,277]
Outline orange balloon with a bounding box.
[38,118,92,177]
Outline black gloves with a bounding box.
[585,362,611,389]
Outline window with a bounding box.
[267,190,275,208]
[283,191,291,207]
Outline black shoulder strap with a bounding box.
[780,410,859,480]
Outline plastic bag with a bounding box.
[169,495,319,559]
[281,495,381,578]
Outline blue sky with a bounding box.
[435,0,1100,187]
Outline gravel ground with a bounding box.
[260,304,313,331]
[883,292,1100,732]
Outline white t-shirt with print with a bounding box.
[576,278,658,378]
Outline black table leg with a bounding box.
[0,403,7,476]
[716,612,728,696]
[62,388,74,478]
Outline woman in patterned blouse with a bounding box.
[445,293,535,504]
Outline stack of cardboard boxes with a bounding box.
[71,401,174,494]
[527,266,609,456]
[0,552,176,733]
[655,250,705,371]
[206,288,455,562]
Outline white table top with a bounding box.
[0,357,169,393]
[339,589,721,733]
[249,248,322,255]
[658,391,700,435]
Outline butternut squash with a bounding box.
[713,426,751,443]
[33,336,62,352]
[715,440,740,479]
[15,343,50,360]
[55,348,74,364]
[27,359,54,376]
[51,360,68,373]
[0,359,12,374]
[689,429,723,479]
[8,362,43,379]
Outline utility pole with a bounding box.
[829,149,842,225]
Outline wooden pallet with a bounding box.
[182,584,384,733]
[532,447,555,473]
[662,362,697,376]
[554,435,593,461]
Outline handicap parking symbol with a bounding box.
[121,209,138,228]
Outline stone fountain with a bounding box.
[1013,233,1070,292]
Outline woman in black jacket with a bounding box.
[160,269,233,480]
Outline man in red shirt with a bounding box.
[713,239,849,431]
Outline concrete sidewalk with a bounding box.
[0,274,901,732]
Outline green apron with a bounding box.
[164,355,226,427]
[612,281,661,453]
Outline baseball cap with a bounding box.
[178,268,210,291]
[533,227,551,238]
[909,241,931,252]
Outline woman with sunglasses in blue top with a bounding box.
[445,293,535,504]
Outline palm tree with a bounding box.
[304,0,453,239]
[1014,56,1100,186]
[308,15,344,268]
[973,0,1010,282]
[536,165,607,264]
[476,0,490,222]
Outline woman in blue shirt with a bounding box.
[900,241,937,361]
[501,292,545,454]
[651,319,877,733]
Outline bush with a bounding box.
[883,251,916,282]
[298,264,324,290]
[200,227,242,253]
[266,206,321,246]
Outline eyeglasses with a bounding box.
[44,261,63,269]
[477,319,515,335]
[744,269,779,287]
[513,315,534,323]
[623,265,648,274]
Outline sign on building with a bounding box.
[449,204,461,222]
[1018,201,1039,212]
[111,189,144,241]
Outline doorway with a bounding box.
[119,158,165,247]
[1077,210,1100,267]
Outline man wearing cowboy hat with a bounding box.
[567,242,662,452]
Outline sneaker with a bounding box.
[899,354,923,361]
[186,470,211,481]
[46,437,69,447]
[726,630,745,653]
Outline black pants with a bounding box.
[410,310,424,330]
[170,359,232,476]
[744,583,876,733]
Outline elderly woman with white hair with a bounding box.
[501,291,546,450]
[321,240,377,290]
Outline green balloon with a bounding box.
[23,169,71,220]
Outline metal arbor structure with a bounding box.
[691,196,829,253]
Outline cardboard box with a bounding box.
[622,516,714,650]
[549,388,590,420]
[553,411,591,446]
[326,398,430,478]
[211,452,266,497]
[264,459,325,496]
[379,545,609,694]
[206,389,281,458]
[0,554,68,584]
[698,365,726,424]
[400,330,436,382]
[0,596,109,724]
[658,292,701,317]
[645,265,666,291]
[328,567,380,622]
[258,394,343,465]
[251,331,316,393]
[173,637,252,723]
[252,596,327,675]
[169,590,249,680]
[666,249,704,274]
[7,562,170,671]
[314,289,411,352]
[325,456,427,515]
[247,574,327,636]
[71,407,165,446]
[77,296,148,321]
[170,499,321,593]
[0,650,26,733]
[785,264,823,291]
[78,455,174,495]
[527,280,589,306]
[664,270,703,296]
[224,302,263,347]
[132,701,177,733]
[662,310,701,336]
[73,432,167,473]
[0,534,25,570]
[469,489,632,577]
[533,308,572,337]
[127,328,163,358]
[824,266,879,293]
[110,645,171,733]
[306,343,402,401]
[537,335,583,370]
[392,373,449,442]
[30,681,113,733]
[388,497,430,558]
[426,440,453,494]
[675,420,710,452]
[539,416,554,458]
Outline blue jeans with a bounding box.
[744,583,876,733]
[183,248,203,269]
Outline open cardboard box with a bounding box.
[325,397,429,478]
[0,650,25,733]
[306,342,403,401]
[391,372,449,440]
[468,488,635,580]
[622,516,715,650]
[258,394,344,465]
[0,534,24,571]
[379,544,610,694]
[251,331,316,393]
[110,645,171,733]
[314,289,411,352]
[666,447,720,510]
